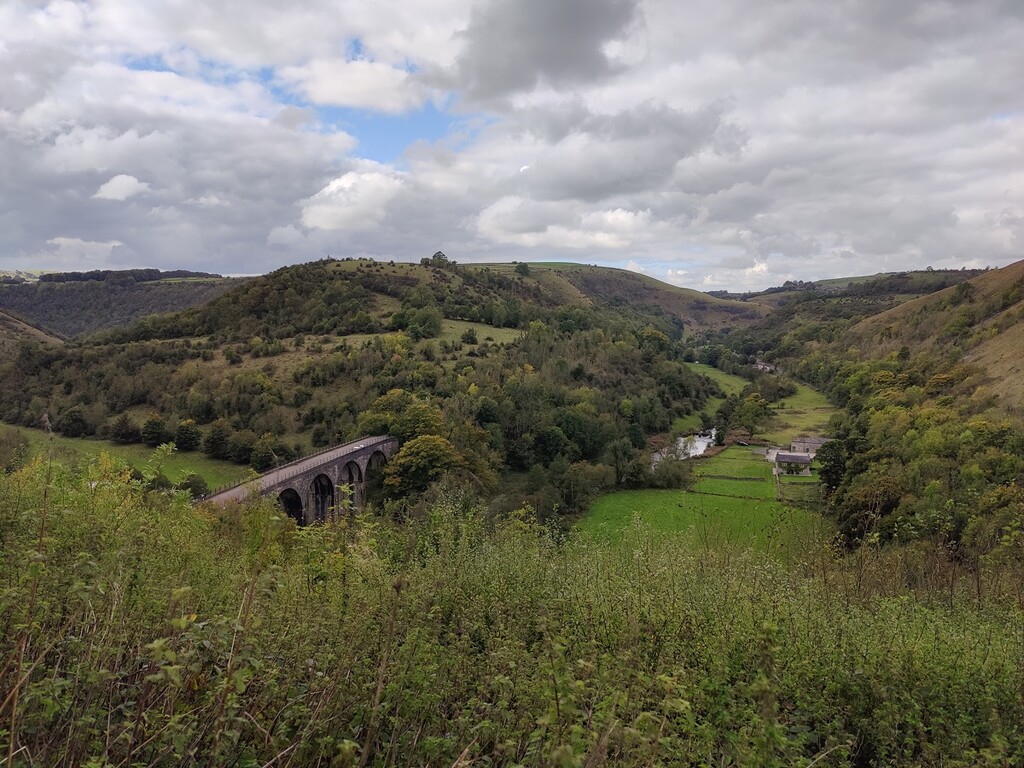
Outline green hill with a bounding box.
[0,274,244,337]
[846,259,1024,410]
[0,256,751,518]
[0,308,63,353]
[106,258,762,344]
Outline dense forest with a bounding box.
[0,276,243,337]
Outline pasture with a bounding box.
[762,383,836,445]
[11,423,250,488]
[581,444,828,555]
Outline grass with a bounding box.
[579,489,825,556]
[12,423,250,487]
[695,454,773,480]
[673,364,747,432]
[7,463,1023,765]
[582,444,827,555]
[436,319,521,345]
[761,383,836,445]
[684,362,747,396]
[692,476,777,499]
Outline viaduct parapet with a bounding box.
[203,435,399,525]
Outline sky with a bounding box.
[1,0,1022,291]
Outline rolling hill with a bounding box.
[103,258,765,344]
[844,259,1024,410]
[0,309,63,353]
[0,275,245,337]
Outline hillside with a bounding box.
[1,256,754,519]
[846,259,1024,409]
[501,262,767,331]
[0,275,245,337]
[712,267,991,363]
[107,258,762,344]
[0,308,63,353]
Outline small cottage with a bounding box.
[775,451,812,476]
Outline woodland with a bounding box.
[2,257,1024,766]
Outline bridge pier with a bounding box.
[205,436,399,525]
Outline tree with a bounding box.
[177,472,209,499]
[109,414,141,444]
[514,262,530,276]
[141,414,170,447]
[605,437,636,485]
[816,440,846,492]
[735,393,772,439]
[56,406,89,438]
[228,430,258,465]
[384,434,460,496]
[203,418,233,460]
[533,426,570,466]
[249,435,277,471]
[175,419,202,451]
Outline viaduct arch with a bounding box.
[203,436,399,525]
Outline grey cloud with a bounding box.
[2,0,1024,290]
[451,0,638,102]
[513,102,741,202]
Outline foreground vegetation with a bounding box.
[3,455,1024,767]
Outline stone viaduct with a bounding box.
[203,435,399,525]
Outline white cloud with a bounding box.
[301,169,404,231]
[35,236,125,267]
[279,59,426,113]
[93,173,150,200]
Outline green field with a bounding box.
[581,445,828,555]
[693,475,777,499]
[695,446,773,478]
[437,319,521,345]
[580,489,825,556]
[10,424,250,488]
[674,363,748,432]
[684,362,747,395]
[762,383,836,445]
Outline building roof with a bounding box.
[776,452,812,464]
[791,436,829,446]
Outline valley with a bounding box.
[3,257,1024,766]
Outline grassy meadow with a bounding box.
[762,383,836,445]
[580,445,828,557]
[10,422,250,488]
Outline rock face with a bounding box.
[204,435,399,525]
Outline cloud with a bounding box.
[278,59,426,113]
[301,169,405,231]
[0,0,1022,288]
[93,173,150,200]
[450,0,639,102]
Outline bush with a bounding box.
[2,463,1024,766]
[109,413,141,444]
[175,419,202,451]
[141,414,170,447]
